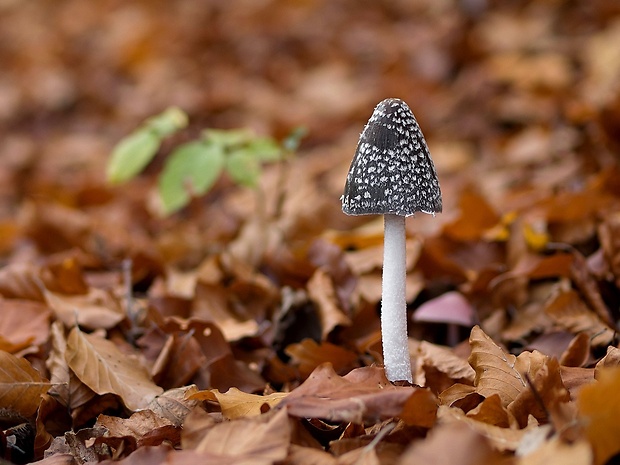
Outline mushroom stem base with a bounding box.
[381,214,412,383]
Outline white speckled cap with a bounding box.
[342,98,442,217]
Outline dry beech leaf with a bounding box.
[306,268,352,338]
[278,364,435,424]
[66,327,163,411]
[44,287,126,330]
[98,445,171,465]
[0,350,51,418]
[469,325,546,406]
[437,405,535,452]
[285,338,358,379]
[191,387,288,419]
[544,288,614,346]
[95,409,175,444]
[172,408,290,465]
[442,187,500,242]
[516,437,592,465]
[397,421,505,465]
[466,394,511,428]
[0,299,52,353]
[0,262,46,301]
[595,346,620,373]
[578,367,620,465]
[413,340,475,384]
[559,332,591,368]
[148,385,200,426]
[47,321,98,411]
[438,383,480,408]
[508,357,570,428]
[398,387,439,428]
[287,444,337,465]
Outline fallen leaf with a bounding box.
[508,357,571,428]
[306,268,352,338]
[469,325,534,406]
[285,338,358,379]
[148,385,200,427]
[0,350,51,418]
[191,387,288,419]
[66,327,163,411]
[437,405,535,452]
[174,408,291,465]
[578,367,620,465]
[279,364,425,424]
[44,287,126,330]
[95,409,177,448]
[0,299,52,353]
[516,436,592,465]
[397,421,505,465]
[466,394,511,428]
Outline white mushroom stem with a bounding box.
[381,213,412,383]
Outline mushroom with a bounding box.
[341,98,442,383]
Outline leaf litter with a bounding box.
[1,1,620,464]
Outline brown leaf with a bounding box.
[559,332,591,368]
[148,385,200,427]
[437,405,535,452]
[595,346,620,372]
[279,364,424,424]
[0,350,51,418]
[413,340,475,385]
[466,394,511,428]
[175,409,290,465]
[578,367,620,465]
[65,327,163,411]
[397,421,505,465]
[398,387,438,428]
[443,187,500,242]
[46,321,98,412]
[44,287,126,330]
[0,299,52,353]
[469,325,529,405]
[285,338,358,379]
[0,262,45,301]
[544,288,614,346]
[508,357,571,428]
[191,387,287,419]
[516,437,592,465]
[306,269,352,338]
[95,409,178,448]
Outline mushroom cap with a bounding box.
[341,98,442,217]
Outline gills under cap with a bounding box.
[342,98,442,217]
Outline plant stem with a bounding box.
[381,214,412,383]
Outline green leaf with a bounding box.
[246,137,282,162]
[145,107,189,138]
[158,141,225,213]
[107,129,161,184]
[226,149,261,188]
[204,128,253,149]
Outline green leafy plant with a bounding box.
[106,107,305,214]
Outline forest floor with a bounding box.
[1,1,620,464]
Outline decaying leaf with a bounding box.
[0,350,51,418]
[285,338,358,379]
[190,387,287,419]
[66,327,163,411]
[278,364,436,424]
[174,408,291,465]
[578,367,620,465]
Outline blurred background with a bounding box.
[1,0,620,262]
